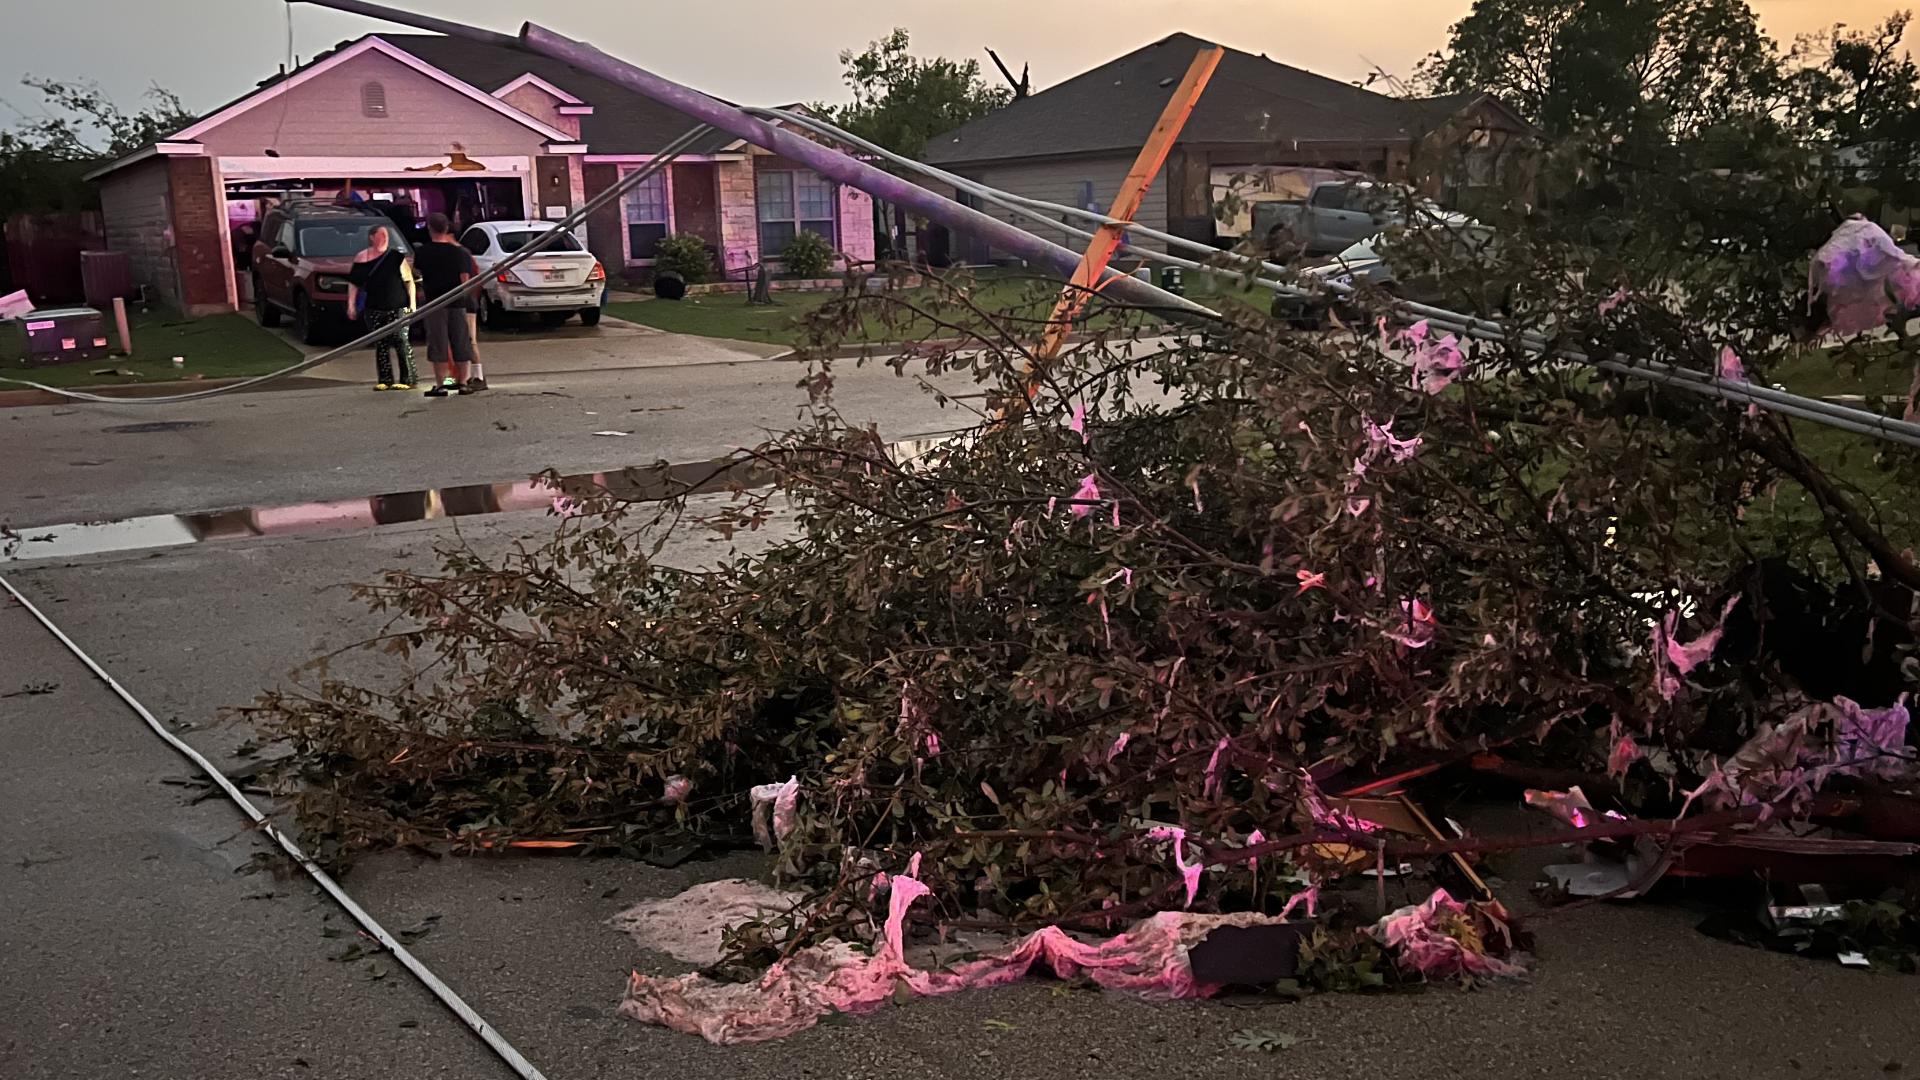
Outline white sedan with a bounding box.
[458,220,606,327]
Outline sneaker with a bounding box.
[464,376,488,392]
[392,382,413,391]
[373,383,392,391]
[424,384,450,397]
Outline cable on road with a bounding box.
[0,124,714,407]
[0,574,551,1080]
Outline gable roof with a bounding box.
[925,33,1469,166]
[91,33,741,181]
[493,72,585,106]
[173,36,574,145]
[376,34,739,155]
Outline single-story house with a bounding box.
[921,32,1533,258]
[88,33,874,315]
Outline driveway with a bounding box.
[272,312,789,386]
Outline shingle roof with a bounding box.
[376,34,739,155]
[924,33,1447,166]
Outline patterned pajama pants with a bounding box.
[366,308,417,385]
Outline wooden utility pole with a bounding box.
[1029,46,1221,376]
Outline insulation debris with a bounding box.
[619,869,1300,1044]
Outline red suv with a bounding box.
[252,202,414,344]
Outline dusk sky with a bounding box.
[0,1,1908,130]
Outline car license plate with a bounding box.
[544,270,566,282]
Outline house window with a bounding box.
[361,81,388,118]
[757,170,836,255]
[622,169,669,260]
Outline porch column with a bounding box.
[714,158,759,277]
[166,156,237,316]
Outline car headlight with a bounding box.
[1331,274,1354,288]
[313,275,350,292]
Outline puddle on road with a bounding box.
[3,432,966,564]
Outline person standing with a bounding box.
[346,225,417,390]
[461,241,488,392]
[414,212,480,396]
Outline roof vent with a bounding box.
[361,80,388,118]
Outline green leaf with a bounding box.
[1230,1029,1300,1053]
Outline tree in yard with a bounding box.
[822,29,1010,161]
[1420,0,1781,139]
[11,76,199,160]
[1784,12,1920,216]
[0,76,198,213]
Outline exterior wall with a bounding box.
[192,50,551,160]
[98,159,178,309]
[838,185,876,266]
[567,156,588,250]
[498,84,582,140]
[1410,101,1537,210]
[167,157,234,315]
[715,158,759,274]
[948,155,1169,256]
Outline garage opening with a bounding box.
[226,177,528,290]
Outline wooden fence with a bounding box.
[4,211,105,304]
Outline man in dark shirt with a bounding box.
[413,212,479,396]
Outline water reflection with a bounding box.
[4,432,971,564]
[3,458,762,564]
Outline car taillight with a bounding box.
[588,261,606,282]
[497,271,511,283]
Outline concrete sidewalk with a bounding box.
[291,316,789,386]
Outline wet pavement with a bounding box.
[1,360,984,527]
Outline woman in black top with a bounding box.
[346,225,418,390]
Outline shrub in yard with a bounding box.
[780,230,836,279]
[653,234,715,285]
[251,120,1919,953]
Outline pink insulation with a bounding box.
[1811,216,1920,337]
[1373,888,1526,980]
[619,870,1300,1044]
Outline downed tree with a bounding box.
[247,122,1919,985]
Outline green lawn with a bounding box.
[606,273,1155,347]
[2,306,301,389]
[1767,346,1913,401]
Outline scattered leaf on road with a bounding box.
[1230,1029,1300,1053]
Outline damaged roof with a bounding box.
[924,33,1496,167]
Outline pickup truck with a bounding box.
[1251,181,1465,258]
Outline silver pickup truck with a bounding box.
[1251,181,1465,258]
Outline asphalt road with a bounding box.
[3,347,983,527]
[3,326,1919,1078]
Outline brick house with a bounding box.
[88,33,875,316]
[920,33,1533,258]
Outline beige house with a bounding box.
[921,33,1534,259]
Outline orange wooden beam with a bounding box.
[1031,46,1223,370]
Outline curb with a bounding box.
[0,375,342,409]
[762,327,1156,363]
